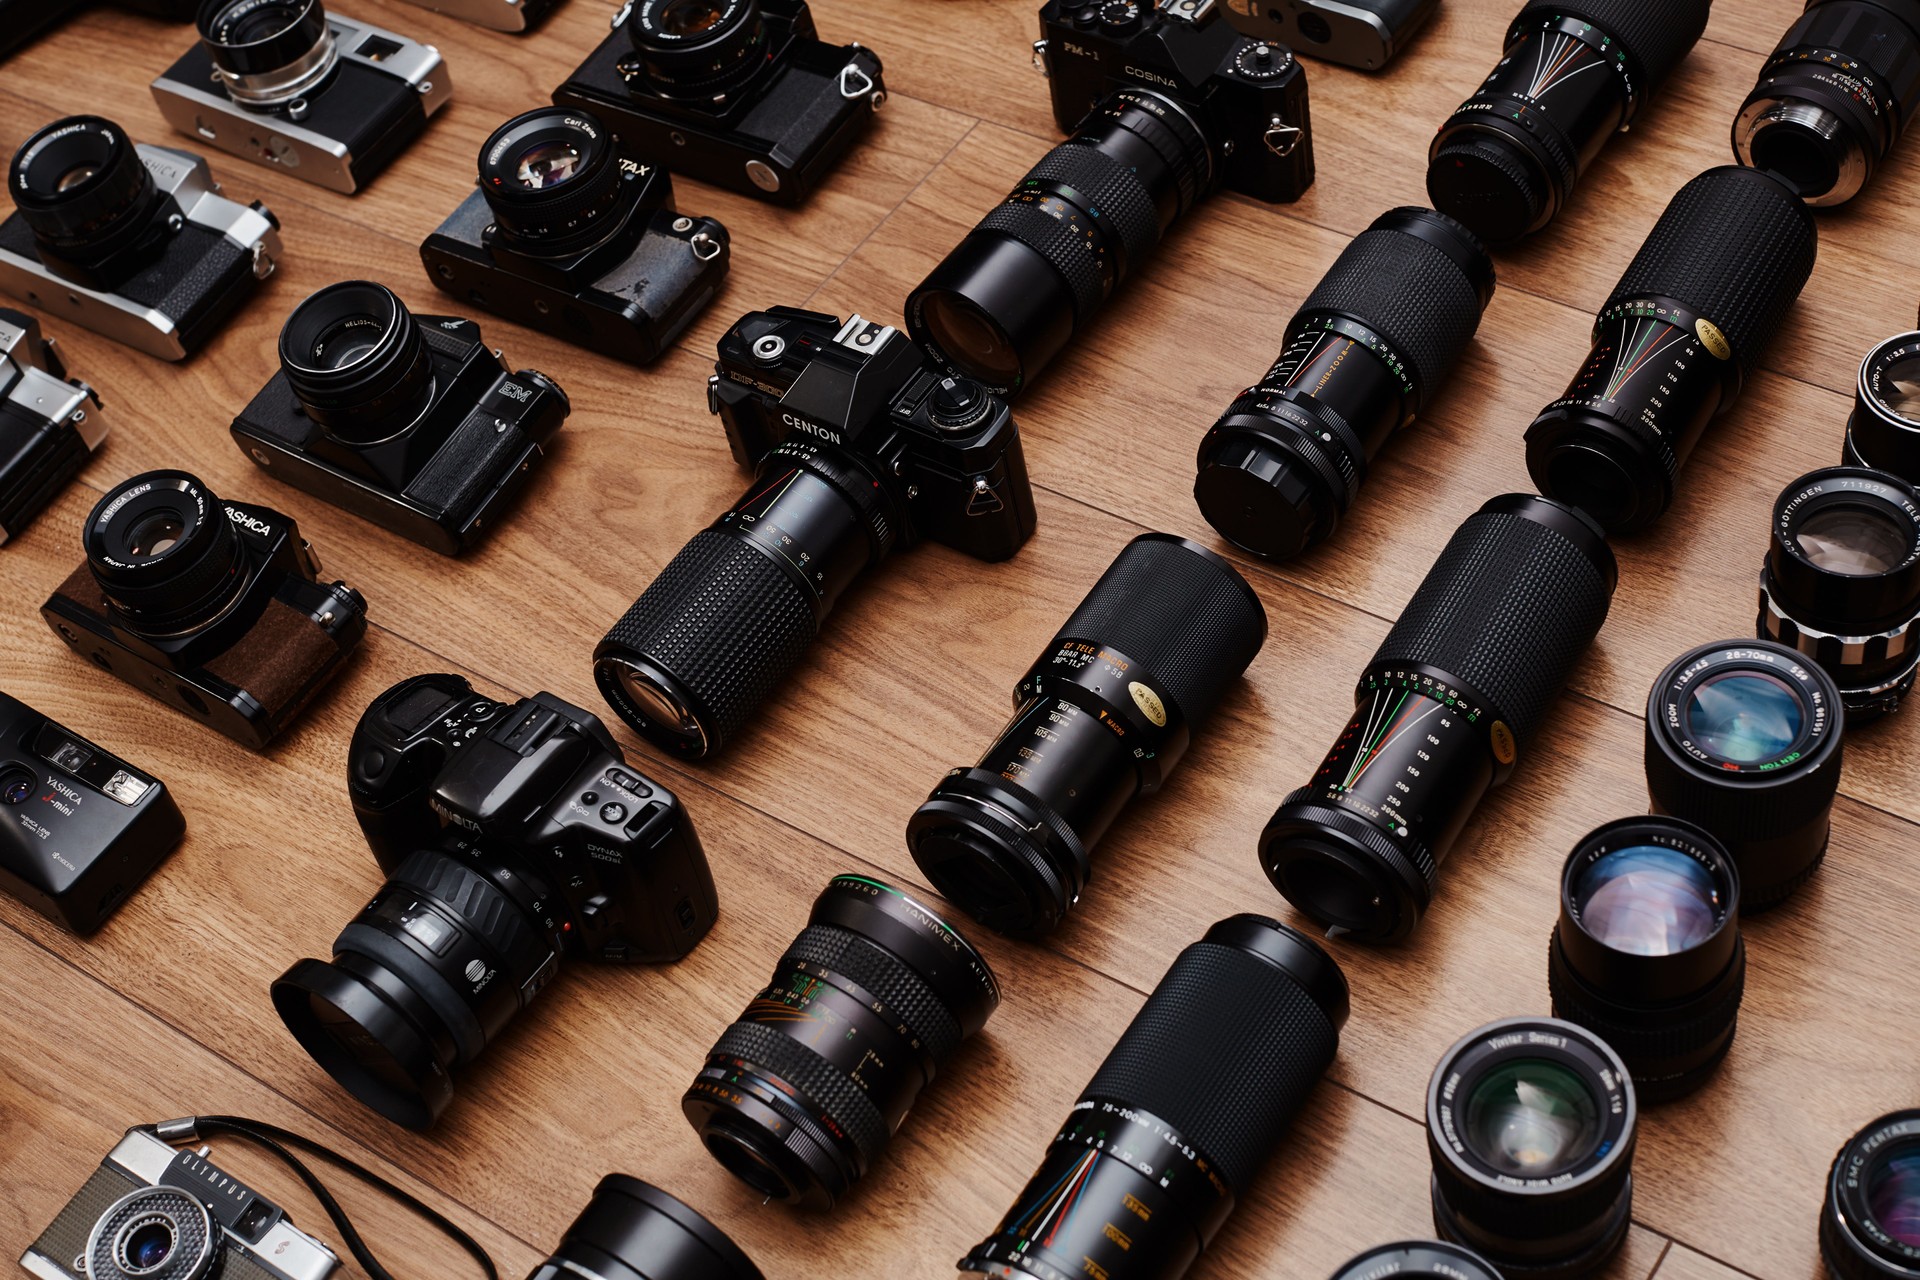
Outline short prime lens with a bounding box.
[83,470,245,637]
[477,108,626,254]
[628,0,768,98]
[1329,1242,1502,1280]
[277,281,434,445]
[908,533,1266,937]
[1852,328,1920,484]
[960,916,1347,1280]
[8,116,165,286]
[1823,1111,1920,1280]
[529,1176,764,1280]
[197,0,337,107]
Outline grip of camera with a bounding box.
[1520,0,1711,93]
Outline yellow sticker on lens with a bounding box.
[1490,720,1517,766]
[1696,318,1732,361]
[1130,682,1167,727]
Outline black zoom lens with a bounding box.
[1196,206,1494,560]
[8,116,165,288]
[529,1176,764,1280]
[477,108,626,255]
[905,88,1212,397]
[1851,328,1920,485]
[83,470,245,637]
[1525,166,1818,535]
[1427,0,1711,243]
[1548,816,1745,1102]
[960,916,1347,1280]
[1261,494,1616,943]
[1428,1018,1637,1280]
[1823,1111,1920,1280]
[908,534,1266,938]
[277,281,435,446]
[683,874,998,1211]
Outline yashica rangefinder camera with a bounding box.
[21,1125,339,1280]
[0,116,280,361]
[272,672,718,1129]
[150,0,450,195]
[231,281,570,556]
[0,690,185,934]
[553,0,885,205]
[0,309,108,545]
[1220,0,1435,70]
[41,469,367,751]
[421,107,729,367]
[1,0,198,62]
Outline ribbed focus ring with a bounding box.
[1022,144,1161,279]
[710,1020,891,1165]
[783,925,963,1063]
[1547,929,1746,1062]
[978,199,1109,327]
[1645,752,1842,842]
[1520,0,1711,93]
[389,850,545,977]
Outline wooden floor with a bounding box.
[1,0,1914,1277]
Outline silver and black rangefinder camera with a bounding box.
[0,309,108,545]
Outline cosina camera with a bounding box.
[421,107,729,367]
[396,0,564,33]
[272,673,719,1129]
[552,0,886,205]
[1221,0,1436,70]
[0,690,185,934]
[0,116,280,362]
[0,308,108,545]
[21,1125,340,1280]
[41,469,367,751]
[0,0,198,63]
[593,306,1037,759]
[231,281,570,556]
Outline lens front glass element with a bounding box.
[1573,845,1721,955]
[1684,670,1804,764]
[125,510,186,558]
[918,291,1021,387]
[657,0,726,34]
[306,990,419,1095]
[513,140,584,189]
[207,0,307,45]
[1462,1058,1602,1176]
[307,313,388,372]
[1795,505,1910,576]
[120,1220,174,1271]
[1877,353,1920,424]
[1870,1144,1920,1246]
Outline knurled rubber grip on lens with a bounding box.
[1519,0,1711,94]
[1025,143,1161,276]
[709,1019,891,1165]
[783,924,963,1062]
[1547,928,1746,1064]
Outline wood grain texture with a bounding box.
[0,1,1912,1279]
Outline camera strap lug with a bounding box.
[706,374,721,416]
[1264,115,1304,157]
[839,62,882,106]
[690,230,723,261]
[1032,39,1049,76]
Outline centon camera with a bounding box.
[1220,0,1435,70]
[553,0,885,205]
[0,308,108,545]
[0,116,280,361]
[150,0,450,196]
[421,107,729,366]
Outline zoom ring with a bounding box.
[978,200,1110,328]
[1274,787,1438,888]
[1645,749,1842,842]
[783,924,964,1062]
[1023,144,1161,279]
[389,849,547,979]
[1547,930,1747,1061]
[1520,0,1711,91]
[709,1019,891,1166]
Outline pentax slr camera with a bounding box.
[421,107,729,367]
[231,281,570,556]
[272,673,719,1129]
[1221,0,1435,69]
[150,0,450,195]
[593,307,1036,759]
[21,1126,340,1280]
[553,0,885,205]
[0,116,280,361]
[0,308,108,545]
[41,469,367,751]
[1,0,198,62]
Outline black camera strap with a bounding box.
[151,1115,499,1280]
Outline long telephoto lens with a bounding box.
[277,281,434,446]
[1194,207,1495,561]
[8,116,166,288]
[1734,0,1920,207]
[196,0,337,107]
[477,108,627,255]
[1760,467,1920,720]
[530,1176,764,1280]
[1851,327,1920,485]
[1645,639,1844,910]
[908,534,1267,938]
[905,89,1213,397]
[1428,1018,1637,1280]
[1427,0,1711,243]
[960,916,1348,1280]
[593,440,899,759]
[1548,816,1745,1102]
[683,875,998,1211]
[1526,166,1818,535]
[1329,1242,1503,1280]
[1261,494,1616,943]
[1822,1111,1920,1280]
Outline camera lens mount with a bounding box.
[83,470,246,638]
[8,116,166,283]
[196,0,337,107]
[628,0,769,97]
[477,108,628,255]
[278,281,435,446]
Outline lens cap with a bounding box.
[1427,137,1547,245]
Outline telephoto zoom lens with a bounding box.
[1823,1111,1920,1280]
[682,875,999,1211]
[1548,816,1745,1103]
[1194,207,1495,561]
[1329,1242,1503,1280]
[1851,326,1920,485]
[1428,1018,1637,1280]
[1734,0,1920,207]
[1645,639,1844,910]
[1526,166,1818,535]
[905,89,1212,398]
[529,1176,764,1280]
[1760,466,1920,720]
[1427,0,1712,243]
[1261,494,1616,943]
[907,534,1267,938]
[959,916,1348,1280]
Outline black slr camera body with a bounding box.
[553,0,885,205]
[0,308,108,545]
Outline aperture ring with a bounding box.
[783,924,963,1063]
[1275,785,1438,889]
[708,1019,891,1167]
[1229,387,1365,504]
[979,191,1112,327]
[1019,143,1161,281]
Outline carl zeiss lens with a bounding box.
[1428,1018,1637,1280]
[277,281,435,446]
[8,116,166,286]
[1427,0,1711,243]
[683,875,998,1211]
[1822,1111,1920,1280]
[1195,207,1495,561]
[83,470,245,638]
[1329,1242,1503,1280]
[907,534,1267,938]
[961,916,1348,1280]
[1646,639,1844,910]
[196,0,337,107]
[532,1176,763,1280]
[1525,167,1818,535]
[1261,494,1616,943]
[1548,817,1745,1102]
[627,0,769,98]
[906,88,1213,397]
[1851,329,1920,485]
[1761,467,1920,719]
[477,108,626,254]
[1734,0,1920,206]
[593,440,900,760]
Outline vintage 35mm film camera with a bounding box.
[150,0,451,196]
[421,107,729,366]
[1220,0,1435,70]
[0,309,108,545]
[0,116,280,361]
[553,0,885,205]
